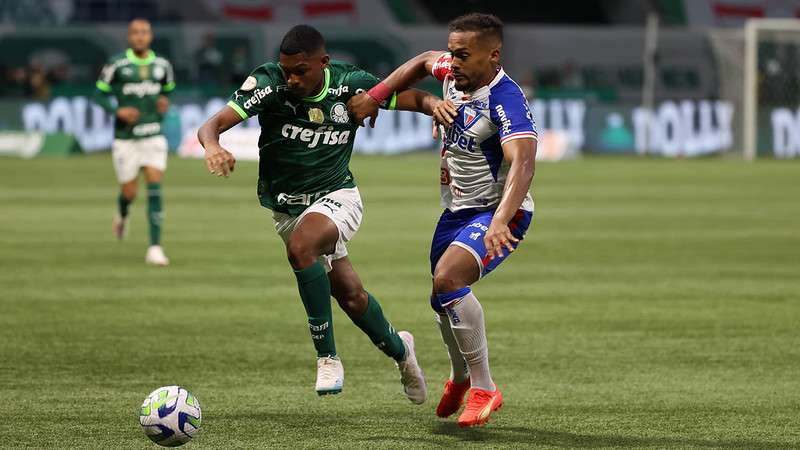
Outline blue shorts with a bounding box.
[430,207,533,278]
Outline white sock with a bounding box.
[445,289,495,391]
[435,312,469,384]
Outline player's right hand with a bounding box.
[347,92,380,128]
[205,145,236,177]
[116,107,140,125]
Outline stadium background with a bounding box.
[1,0,799,448]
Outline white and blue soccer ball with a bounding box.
[139,386,202,447]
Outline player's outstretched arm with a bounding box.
[484,138,537,260]
[197,106,243,177]
[393,88,441,116]
[380,50,445,93]
[348,51,446,126]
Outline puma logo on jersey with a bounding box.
[281,124,351,148]
[284,100,298,114]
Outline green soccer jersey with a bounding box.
[227,60,396,215]
[95,49,175,140]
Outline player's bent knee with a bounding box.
[121,189,137,201]
[286,240,318,270]
[432,273,468,296]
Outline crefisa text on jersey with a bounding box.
[281,124,351,148]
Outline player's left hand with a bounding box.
[347,93,380,127]
[484,219,518,261]
[432,99,457,128]
[156,95,169,114]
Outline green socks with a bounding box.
[118,193,131,218]
[294,262,336,358]
[353,293,406,361]
[294,263,404,361]
[147,182,163,246]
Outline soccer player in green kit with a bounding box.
[197,25,440,401]
[94,18,174,266]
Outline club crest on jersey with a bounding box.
[330,102,349,124]
[153,65,164,80]
[463,106,479,128]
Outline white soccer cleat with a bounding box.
[112,214,129,240]
[397,331,427,404]
[145,245,170,266]
[315,356,344,395]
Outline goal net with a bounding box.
[710,19,800,159]
[744,19,800,159]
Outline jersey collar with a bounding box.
[488,67,506,89]
[302,67,330,103]
[126,48,155,66]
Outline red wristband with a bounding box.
[366,81,392,104]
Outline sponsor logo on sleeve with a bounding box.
[328,85,349,96]
[243,86,272,109]
[495,104,512,134]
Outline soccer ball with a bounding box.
[139,386,202,447]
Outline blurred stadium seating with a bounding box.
[1,0,800,159]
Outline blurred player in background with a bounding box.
[349,13,537,427]
[94,18,175,266]
[197,25,440,401]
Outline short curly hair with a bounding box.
[280,24,325,55]
[448,13,503,43]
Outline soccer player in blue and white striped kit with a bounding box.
[348,13,537,427]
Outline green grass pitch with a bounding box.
[1,153,798,449]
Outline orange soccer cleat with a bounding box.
[435,378,471,418]
[457,385,503,427]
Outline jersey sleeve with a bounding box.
[95,60,116,93]
[431,52,453,82]
[227,66,279,119]
[344,69,397,110]
[161,60,175,95]
[489,82,537,144]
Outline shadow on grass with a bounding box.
[430,422,795,449]
[212,409,795,449]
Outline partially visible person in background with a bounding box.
[26,63,51,100]
[195,32,224,85]
[93,18,175,266]
[228,45,249,87]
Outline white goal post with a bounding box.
[743,19,800,160]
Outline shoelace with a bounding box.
[318,359,339,380]
[398,359,420,388]
[463,390,493,413]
